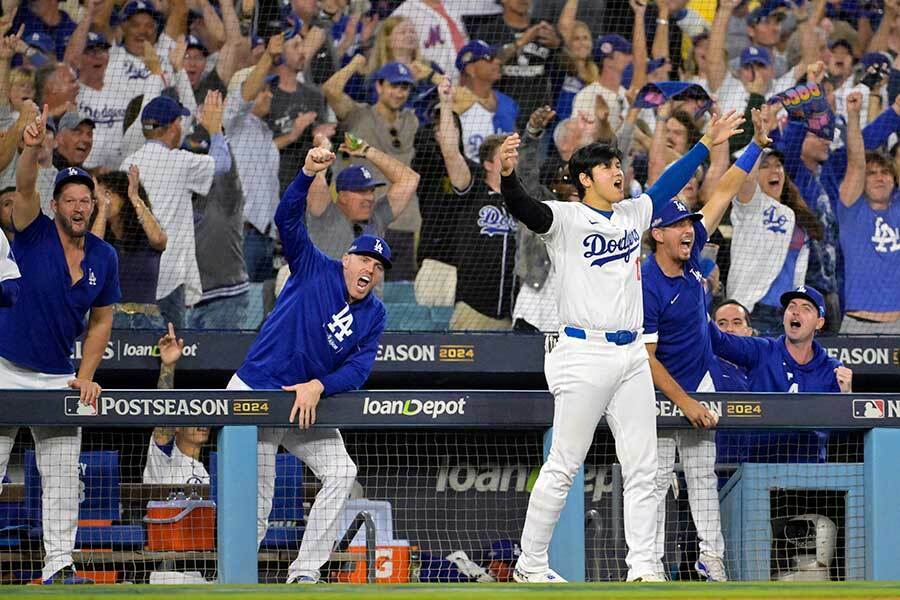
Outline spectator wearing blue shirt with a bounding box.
[777,63,900,331]
[835,91,900,334]
[12,0,77,61]
[228,145,388,584]
[454,40,519,162]
[0,104,120,585]
[0,201,19,306]
[709,285,853,393]
[642,110,769,583]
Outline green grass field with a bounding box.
[0,582,899,599]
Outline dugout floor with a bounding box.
[1,582,900,599]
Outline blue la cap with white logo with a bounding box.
[650,199,703,229]
[347,234,392,270]
[121,0,162,23]
[374,62,415,86]
[455,40,496,72]
[594,34,632,62]
[186,34,209,56]
[85,31,111,50]
[53,166,95,198]
[741,45,772,67]
[780,285,826,318]
[26,31,55,56]
[335,165,385,192]
[141,95,191,129]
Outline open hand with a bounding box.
[168,35,187,73]
[198,90,224,134]
[286,379,324,429]
[703,109,744,147]
[750,104,774,147]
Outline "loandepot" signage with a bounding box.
[362,396,468,419]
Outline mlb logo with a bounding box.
[64,396,97,417]
[852,399,884,419]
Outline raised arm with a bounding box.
[867,0,899,53]
[436,77,472,192]
[340,136,420,219]
[499,133,554,234]
[165,0,189,40]
[557,0,578,46]
[12,103,47,232]
[64,0,99,68]
[156,322,184,390]
[214,0,245,86]
[126,165,168,251]
[645,110,745,214]
[839,91,866,208]
[321,53,365,122]
[274,146,336,273]
[648,102,677,184]
[650,0,669,62]
[700,118,730,206]
[701,106,771,232]
[195,0,225,50]
[706,0,737,93]
[520,106,556,197]
[242,36,279,102]
[629,0,649,94]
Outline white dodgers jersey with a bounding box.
[541,195,653,332]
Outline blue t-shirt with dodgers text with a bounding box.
[0,215,121,374]
[236,172,387,396]
[836,192,900,312]
[641,220,719,392]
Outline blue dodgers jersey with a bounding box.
[708,322,842,392]
[715,356,750,392]
[236,172,387,396]
[641,220,717,392]
[0,215,121,374]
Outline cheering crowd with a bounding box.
[0,0,897,334]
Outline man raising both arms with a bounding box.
[227,144,389,584]
[498,110,744,583]
[0,103,121,584]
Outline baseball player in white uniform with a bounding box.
[497,111,743,583]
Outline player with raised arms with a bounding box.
[498,110,744,583]
[227,144,390,583]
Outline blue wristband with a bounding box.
[735,141,762,173]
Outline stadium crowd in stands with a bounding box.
[0,0,897,335]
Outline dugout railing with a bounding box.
[0,390,898,583]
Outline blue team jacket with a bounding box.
[236,172,387,396]
[707,322,841,392]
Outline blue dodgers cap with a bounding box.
[186,34,208,56]
[25,31,55,56]
[121,0,161,22]
[282,13,303,41]
[861,51,891,69]
[141,95,191,129]
[594,34,632,62]
[347,234,392,269]
[455,40,496,72]
[53,166,95,198]
[488,540,521,563]
[650,199,703,229]
[740,45,772,68]
[374,61,415,85]
[780,285,826,318]
[335,164,385,192]
[85,31,111,50]
[747,0,789,25]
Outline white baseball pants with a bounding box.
[516,332,659,580]
[0,356,81,581]
[654,373,724,567]
[227,374,357,583]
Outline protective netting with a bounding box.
[1,0,896,334]
[0,426,866,583]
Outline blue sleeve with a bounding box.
[93,248,121,307]
[319,310,386,396]
[707,320,767,370]
[0,279,19,307]
[862,107,900,150]
[274,170,332,276]
[645,141,710,214]
[691,220,709,261]
[641,263,661,338]
[209,133,233,175]
[777,120,808,181]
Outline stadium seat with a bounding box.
[24,450,145,550]
[429,306,453,329]
[242,282,266,330]
[383,281,416,304]
[209,452,306,550]
[386,303,433,331]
